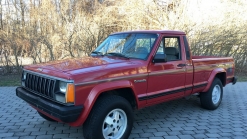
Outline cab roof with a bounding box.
[111,30,186,35]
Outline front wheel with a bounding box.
[83,95,133,139]
[200,77,223,110]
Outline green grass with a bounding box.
[0,74,21,86]
[237,76,247,82]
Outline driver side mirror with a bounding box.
[152,54,167,63]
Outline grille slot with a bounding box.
[25,73,55,98]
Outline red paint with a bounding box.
[23,30,236,126]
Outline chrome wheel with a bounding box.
[102,109,127,139]
[212,84,221,104]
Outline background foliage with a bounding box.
[0,0,246,75]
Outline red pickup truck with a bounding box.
[16,30,237,139]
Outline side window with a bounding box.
[155,37,181,61]
[183,36,191,60]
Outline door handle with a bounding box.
[177,64,186,68]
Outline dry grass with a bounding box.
[238,76,247,82]
[236,72,247,82]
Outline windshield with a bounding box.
[93,33,158,60]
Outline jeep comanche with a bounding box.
[16,30,237,139]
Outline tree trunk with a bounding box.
[0,0,3,30]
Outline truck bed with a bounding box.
[192,55,235,93]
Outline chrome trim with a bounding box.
[23,69,74,83]
[149,69,185,76]
[134,79,146,83]
[75,74,148,86]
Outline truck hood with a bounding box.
[25,56,129,73]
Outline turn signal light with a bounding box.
[66,84,75,103]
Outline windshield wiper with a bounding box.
[105,52,129,59]
[91,51,103,56]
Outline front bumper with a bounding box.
[16,87,83,123]
[232,76,238,85]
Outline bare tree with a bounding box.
[0,0,247,75]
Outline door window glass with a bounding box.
[156,37,181,61]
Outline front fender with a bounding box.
[69,80,135,126]
[202,68,226,92]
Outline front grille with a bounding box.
[25,73,55,98]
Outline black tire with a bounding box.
[200,77,223,110]
[38,112,56,122]
[83,95,134,139]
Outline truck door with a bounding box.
[183,36,194,96]
[144,36,186,105]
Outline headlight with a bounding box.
[55,93,66,103]
[23,71,27,80]
[59,81,67,93]
[22,71,27,86]
[56,81,75,104]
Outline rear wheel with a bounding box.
[38,112,56,122]
[200,77,223,110]
[83,95,133,139]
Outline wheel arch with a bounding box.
[98,88,137,109]
[69,80,138,126]
[215,72,226,86]
[202,68,226,92]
